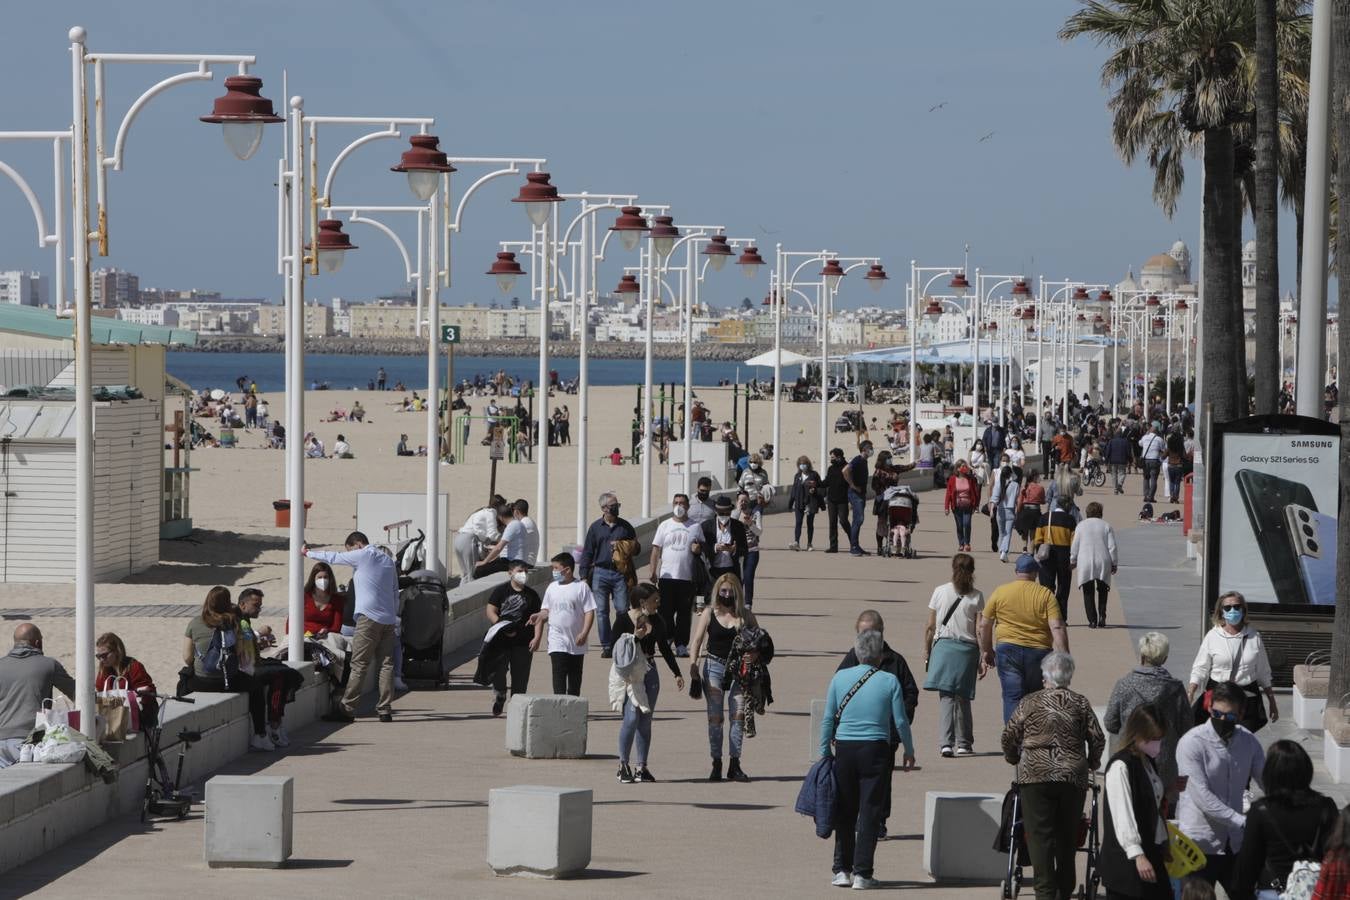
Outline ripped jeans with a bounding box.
[702,657,743,760]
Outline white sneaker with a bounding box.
[269,724,290,748]
[249,732,275,752]
[832,872,852,887]
[788,541,800,551]
[939,745,954,758]
[852,875,879,890]
[955,746,974,757]
[806,544,814,552]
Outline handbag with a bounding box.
[688,672,704,700]
[96,683,129,742]
[1034,542,1051,563]
[1191,635,1268,731]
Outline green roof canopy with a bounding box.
[0,304,197,347]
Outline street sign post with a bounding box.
[440,325,461,344]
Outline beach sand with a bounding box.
[0,383,930,692]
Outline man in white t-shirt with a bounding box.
[649,493,700,658]
[1137,424,1165,504]
[476,499,540,576]
[529,552,596,696]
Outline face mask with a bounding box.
[512,571,528,586]
[1140,739,1162,759]
[551,570,564,583]
[673,504,687,518]
[799,463,808,472]
[697,491,710,500]
[1211,715,1237,740]
[718,591,733,600]
[314,577,330,592]
[607,504,621,517]
[717,515,730,525]
[1222,608,1243,626]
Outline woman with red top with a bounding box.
[943,460,981,551]
[289,562,344,637]
[1312,804,1350,900]
[95,631,158,727]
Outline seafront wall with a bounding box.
[189,335,828,361]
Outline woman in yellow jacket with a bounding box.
[1034,497,1077,625]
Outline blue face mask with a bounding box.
[1222,608,1244,625]
[551,570,564,583]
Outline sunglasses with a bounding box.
[1210,710,1239,723]
[717,590,733,598]
[95,651,111,660]
[1222,604,1243,612]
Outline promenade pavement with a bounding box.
[7,474,1209,898]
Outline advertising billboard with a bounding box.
[1205,415,1340,611]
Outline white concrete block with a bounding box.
[923,791,1006,884]
[809,699,827,762]
[487,785,592,877]
[505,695,588,759]
[1325,731,1350,784]
[204,776,294,868]
[1294,686,1327,731]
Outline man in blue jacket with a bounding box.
[1104,427,1132,494]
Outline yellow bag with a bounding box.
[1164,822,1205,879]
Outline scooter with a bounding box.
[140,693,199,822]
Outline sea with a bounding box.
[166,351,753,393]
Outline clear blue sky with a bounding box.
[0,1,1301,310]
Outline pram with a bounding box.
[881,485,918,558]
[394,530,427,587]
[998,774,1101,899]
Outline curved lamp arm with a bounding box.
[347,213,417,283]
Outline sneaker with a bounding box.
[617,764,635,784]
[806,545,814,552]
[600,648,613,659]
[832,872,853,887]
[492,695,506,717]
[940,745,954,758]
[249,732,275,752]
[955,746,974,757]
[636,766,656,783]
[378,713,393,723]
[999,554,1008,563]
[268,724,290,748]
[788,541,800,551]
[852,875,880,890]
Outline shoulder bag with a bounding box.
[925,592,966,663]
[831,666,880,737]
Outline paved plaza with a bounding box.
[5,479,1225,898]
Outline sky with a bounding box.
[0,1,1305,311]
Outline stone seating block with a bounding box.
[923,791,1006,883]
[487,785,591,877]
[1293,664,1330,698]
[204,775,293,868]
[1294,685,1328,731]
[809,699,826,762]
[505,695,588,758]
[1325,708,1350,783]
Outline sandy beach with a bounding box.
[0,382,930,694]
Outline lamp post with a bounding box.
[974,272,1024,444]
[57,27,283,723]
[909,261,968,461]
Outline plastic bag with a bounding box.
[34,724,89,764]
[1164,822,1206,879]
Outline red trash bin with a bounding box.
[273,500,313,528]
[1182,474,1194,535]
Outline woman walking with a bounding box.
[1070,502,1118,628]
[1098,705,1172,900]
[611,584,684,783]
[819,628,916,890]
[1187,591,1278,732]
[922,553,987,756]
[943,460,981,552]
[990,462,1021,562]
[1015,469,1046,554]
[738,493,762,609]
[1103,633,1192,795]
[1035,497,1077,623]
[1002,652,1106,900]
[788,454,824,551]
[871,450,903,555]
[689,573,756,783]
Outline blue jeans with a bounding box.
[742,550,760,607]
[703,658,743,759]
[847,490,865,552]
[618,664,660,766]
[952,509,973,547]
[591,567,627,651]
[1141,459,1161,501]
[996,506,1016,556]
[995,643,1049,722]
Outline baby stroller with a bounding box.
[881,485,918,558]
[394,530,427,587]
[399,569,449,688]
[998,775,1101,899]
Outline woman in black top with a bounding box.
[1099,705,1171,900]
[483,561,542,717]
[689,574,757,782]
[1233,740,1339,899]
[612,583,683,783]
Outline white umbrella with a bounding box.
[744,348,814,367]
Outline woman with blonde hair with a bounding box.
[95,631,158,728]
[1187,590,1278,731]
[689,573,757,782]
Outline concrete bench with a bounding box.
[204,775,294,868]
[487,785,591,877]
[506,695,588,759]
[1293,664,1330,730]
[1323,706,1350,783]
[923,791,1006,884]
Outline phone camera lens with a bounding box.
[1303,524,1315,537]
[1298,510,1310,522]
[1308,539,1319,553]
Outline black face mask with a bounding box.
[697,491,710,501]
[1211,716,1237,740]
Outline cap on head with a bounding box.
[714,495,734,512]
[1015,553,1040,575]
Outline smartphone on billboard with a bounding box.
[1284,503,1337,606]
[1233,469,1317,605]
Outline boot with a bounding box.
[727,758,749,782]
[708,758,723,782]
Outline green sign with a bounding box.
[440,325,462,344]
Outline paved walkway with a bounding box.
[5,477,1238,897]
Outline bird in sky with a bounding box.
[978,131,995,143]
[928,101,947,112]
[758,223,781,235]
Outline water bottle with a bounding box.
[19,744,34,763]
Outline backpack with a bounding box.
[198,626,240,686]
[951,476,975,511]
[1279,861,1320,900]
[1139,502,1154,520]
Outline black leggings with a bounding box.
[184,672,267,736]
[1083,580,1110,627]
[550,652,583,696]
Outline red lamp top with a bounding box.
[703,235,733,258]
[1072,286,1090,302]
[1018,305,1036,320]
[1096,289,1113,303]
[1011,279,1032,299]
[486,251,526,277]
[949,272,970,292]
[923,299,944,317]
[610,206,649,233]
[648,215,680,240]
[1145,294,1161,307]
[821,259,846,280]
[308,219,357,253]
[737,245,766,267]
[199,75,283,124]
[512,172,563,205]
[864,264,889,282]
[391,134,455,173]
[614,274,640,295]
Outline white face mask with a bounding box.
[314,577,330,592]
[799,463,808,472]
[717,515,731,525]
[673,504,687,518]
[512,571,528,586]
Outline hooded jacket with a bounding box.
[0,645,76,741]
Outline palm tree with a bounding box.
[1253,0,1281,413]
[1061,0,1254,424]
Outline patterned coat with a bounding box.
[1002,687,1105,789]
[1103,665,1191,789]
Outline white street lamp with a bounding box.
[390,133,455,201]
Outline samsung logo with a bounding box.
[1289,440,1332,448]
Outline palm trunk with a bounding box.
[1202,126,1244,424]
[1330,0,1350,703]
[1253,0,1280,414]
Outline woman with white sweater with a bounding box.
[1187,590,1278,732]
[1069,501,1118,628]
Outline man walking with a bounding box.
[979,554,1068,721]
[843,441,874,556]
[577,492,638,658]
[376,367,387,391]
[307,532,399,723]
[1104,427,1132,495]
[650,493,700,657]
[686,476,717,526]
[1137,423,1165,504]
[1037,412,1057,475]
[692,495,747,584]
[823,447,851,553]
[0,624,75,766]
